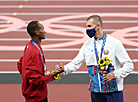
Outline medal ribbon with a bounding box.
[31,40,46,74]
[94,32,107,65]
[94,32,108,91]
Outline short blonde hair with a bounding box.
[87,15,102,27]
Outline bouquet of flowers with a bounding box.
[47,70,60,80]
[97,57,112,75]
[98,57,111,66]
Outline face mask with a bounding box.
[86,26,97,38]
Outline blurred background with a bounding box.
[0,0,138,102]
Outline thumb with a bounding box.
[59,63,62,66]
[59,63,64,70]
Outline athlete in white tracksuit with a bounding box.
[59,15,134,102]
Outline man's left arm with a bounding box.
[113,41,134,80]
[17,56,23,74]
[104,41,134,81]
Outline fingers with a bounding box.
[103,75,110,81]
[54,63,64,73]
[54,65,61,73]
[103,73,115,81]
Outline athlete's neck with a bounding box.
[94,30,103,39]
[32,37,41,45]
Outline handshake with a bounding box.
[46,63,64,80]
[54,63,64,74]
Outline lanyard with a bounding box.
[31,40,46,72]
[94,32,107,64]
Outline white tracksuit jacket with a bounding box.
[62,34,134,93]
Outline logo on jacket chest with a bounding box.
[103,49,109,55]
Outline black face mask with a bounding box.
[86,26,97,38]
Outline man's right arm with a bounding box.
[24,53,58,86]
[58,44,86,75]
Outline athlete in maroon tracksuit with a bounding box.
[17,21,59,102]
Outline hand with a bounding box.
[54,65,61,73]
[103,73,115,81]
[59,63,64,72]
[97,66,108,74]
[54,63,64,73]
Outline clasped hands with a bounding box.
[97,66,115,81]
[54,63,64,74]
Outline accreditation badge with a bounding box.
[104,49,109,55]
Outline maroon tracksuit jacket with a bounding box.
[17,41,53,102]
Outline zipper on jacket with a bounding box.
[98,73,101,92]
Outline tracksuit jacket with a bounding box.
[62,34,134,93]
[17,41,53,102]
